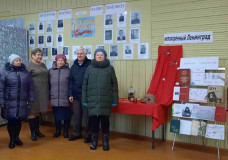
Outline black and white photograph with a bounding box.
[56,33,64,46]
[182,105,193,118]
[130,28,140,43]
[104,14,113,28]
[51,47,58,59]
[117,12,126,27]
[72,46,81,59]
[42,47,48,59]
[62,46,69,59]
[83,45,92,59]
[38,35,44,48]
[38,21,44,34]
[46,34,53,47]
[46,21,53,33]
[57,19,64,32]
[29,22,35,34]
[96,45,105,50]
[138,43,149,59]
[109,44,119,59]
[116,28,126,43]
[29,35,35,48]
[130,11,141,27]
[123,44,133,59]
[104,29,113,43]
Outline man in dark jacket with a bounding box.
[68,47,92,142]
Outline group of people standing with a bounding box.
[0,47,119,151]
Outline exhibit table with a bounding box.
[112,98,168,148]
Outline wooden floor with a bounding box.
[0,123,227,160]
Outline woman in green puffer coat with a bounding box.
[82,49,118,151]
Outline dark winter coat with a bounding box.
[0,63,34,120]
[82,59,118,116]
[68,57,91,100]
[49,63,70,107]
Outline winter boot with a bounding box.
[14,123,23,146]
[28,118,37,141]
[102,133,110,151]
[84,132,92,143]
[53,121,61,138]
[35,117,45,137]
[63,120,70,138]
[90,133,98,150]
[7,124,15,149]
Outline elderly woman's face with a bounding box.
[95,52,105,62]
[32,52,43,63]
[56,58,65,68]
[13,58,22,67]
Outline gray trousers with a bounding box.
[71,99,90,136]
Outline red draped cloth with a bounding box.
[147,45,182,105]
[112,46,183,131]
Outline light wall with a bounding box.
[0,0,227,149]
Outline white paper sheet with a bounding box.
[90,5,103,16]
[205,124,225,140]
[29,35,35,48]
[37,21,44,34]
[130,28,140,43]
[173,86,180,101]
[58,9,72,19]
[191,68,205,86]
[180,120,192,135]
[57,19,64,32]
[189,88,207,103]
[123,44,133,60]
[105,2,126,15]
[117,12,126,27]
[46,21,53,33]
[56,33,64,47]
[63,46,69,59]
[29,22,35,34]
[46,34,53,47]
[138,43,149,59]
[83,45,92,59]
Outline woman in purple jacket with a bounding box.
[0,54,34,149]
[49,54,71,138]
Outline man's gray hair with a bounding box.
[77,47,87,54]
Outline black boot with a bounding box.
[28,118,37,141]
[53,121,61,138]
[63,120,70,138]
[7,124,15,149]
[84,132,92,143]
[102,133,110,151]
[35,117,45,137]
[14,123,23,146]
[90,133,98,150]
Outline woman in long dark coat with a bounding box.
[82,49,119,151]
[26,48,49,141]
[49,54,71,138]
[0,54,34,149]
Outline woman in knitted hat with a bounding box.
[82,49,119,151]
[0,54,34,149]
[26,48,49,141]
[49,54,71,138]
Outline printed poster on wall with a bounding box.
[138,43,149,59]
[58,9,72,19]
[164,31,213,44]
[39,11,56,22]
[105,2,126,14]
[71,17,95,38]
[90,5,103,16]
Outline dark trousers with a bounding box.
[71,99,91,136]
[90,115,110,134]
